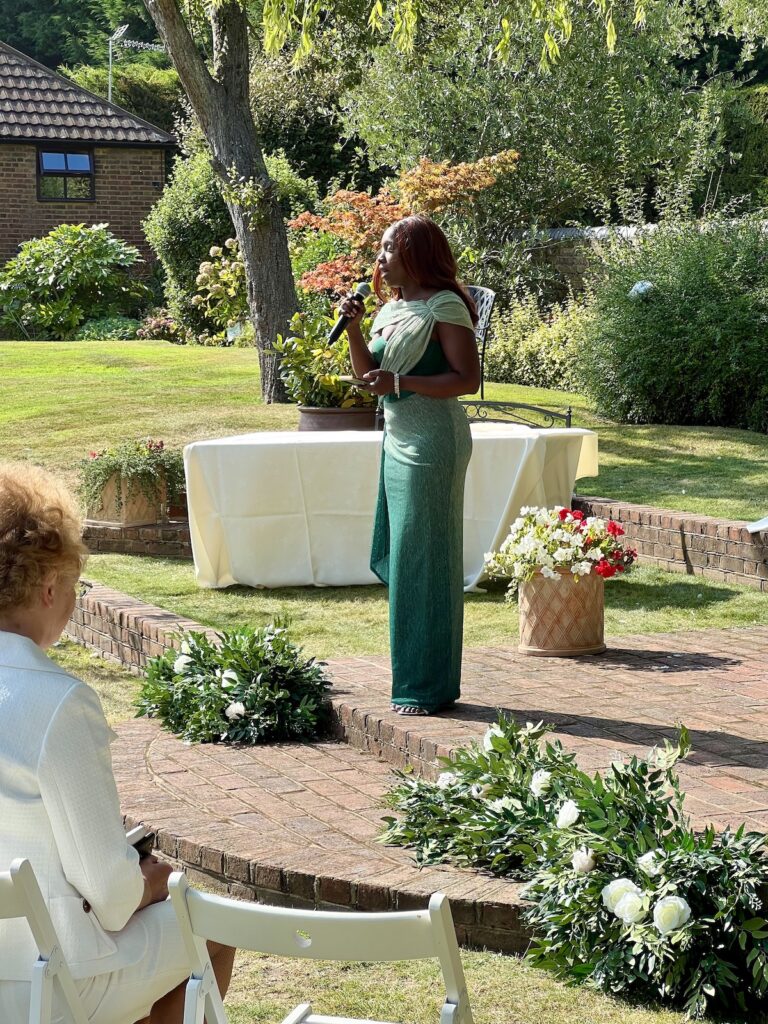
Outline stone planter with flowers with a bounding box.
[485,506,637,656]
[80,439,186,527]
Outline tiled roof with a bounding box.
[0,41,174,146]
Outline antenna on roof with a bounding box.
[108,25,129,103]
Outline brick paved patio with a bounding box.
[111,622,768,951]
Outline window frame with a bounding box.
[36,146,96,203]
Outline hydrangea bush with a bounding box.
[137,623,331,744]
[484,506,637,595]
[383,717,768,1018]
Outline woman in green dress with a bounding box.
[340,215,480,716]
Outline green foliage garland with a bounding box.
[384,718,768,1017]
[137,624,331,744]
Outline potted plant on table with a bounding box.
[484,506,637,656]
[273,305,378,431]
[80,439,186,526]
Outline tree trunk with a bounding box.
[142,0,296,402]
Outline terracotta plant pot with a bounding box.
[87,474,162,527]
[298,406,377,431]
[518,567,606,657]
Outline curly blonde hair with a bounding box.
[0,462,88,613]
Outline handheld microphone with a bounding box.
[328,283,371,344]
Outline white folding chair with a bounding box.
[0,859,89,1024]
[169,872,474,1024]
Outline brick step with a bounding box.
[114,718,529,953]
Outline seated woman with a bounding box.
[0,462,235,1023]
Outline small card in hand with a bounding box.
[126,824,156,860]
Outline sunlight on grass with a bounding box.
[1,341,767,519]
[85,555,768,659]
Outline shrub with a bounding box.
[137,624,331,744]
[265,150,320,218]
[0,223,149,339]
[485,293,585,391]
[73,316,141,341]
[384,717,768,1018]
[577,218,768,431]
[137,310,184,343]
[144,150,233,332]
[62,64,183,135]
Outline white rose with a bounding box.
[530,769,552,798]
[482,725,504,752]
[614,891,647,924]
[173,654,193,674]
[602,878,641,913]
[224,701,246,720]
[436,772,457,790]
[653,895,691,935]
[220,669,238,688]
[571,847,596,874]
[556,800,580,828]
[637,851,662,877]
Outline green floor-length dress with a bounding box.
[369,291,474,712]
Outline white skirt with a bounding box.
[0,900,191,1024]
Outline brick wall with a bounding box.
[83,520,192,559]
[573,496,768,590]
[0,142,166,265]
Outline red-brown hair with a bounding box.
[372,215,478,325]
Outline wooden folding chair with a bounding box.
[0,859,89,1024]
[169,872,474,1024]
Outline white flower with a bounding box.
[602,878,642,913]
[614,891,647,924]
[541,565,559,579]
[220,669,238,688]
[436,772,457,790]
[556,800,580,828]
[571,560,593,576]
[482,725,504,752]
[224,701,246,720]
[571,847,596,874]
[530,769,552,798]
[173,654,193,674]
[180,640,192,655]
[637,851,662,877]
[653,895,691,935]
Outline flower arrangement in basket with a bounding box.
[79,438,185,525]
[484,507,637,656]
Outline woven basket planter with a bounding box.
[518,567,606,657]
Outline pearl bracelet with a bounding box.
[394,372,400,398]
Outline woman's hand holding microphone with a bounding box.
[337,290,397,396]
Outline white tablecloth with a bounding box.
[184,424,598,590]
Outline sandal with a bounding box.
[390,703,430,716]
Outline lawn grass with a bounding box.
[85,555,768,658]
[47,641,699,1024]
[1,340,767,519]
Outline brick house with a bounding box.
[0,40,175,266]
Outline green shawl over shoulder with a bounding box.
[371,290,474,375]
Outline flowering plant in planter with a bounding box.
[79,438,185,517]
[484,506,637,596]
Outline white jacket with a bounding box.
[0,631,145,981]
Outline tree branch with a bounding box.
[142,0,218,128]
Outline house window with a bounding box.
[37,149,95,201]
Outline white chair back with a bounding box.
[169,872,473,1024]
[0,859,89,1024]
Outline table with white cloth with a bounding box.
[184,423,598,590]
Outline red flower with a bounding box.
[558,508,570,521]
[571,509,585,521]
[607,520,624,537]
[88,451,99,459]
[594,559,617,578]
